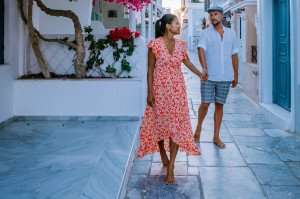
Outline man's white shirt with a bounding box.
[198,25,239,81]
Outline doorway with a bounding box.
[273,0,291,111]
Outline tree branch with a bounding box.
[17,0,77,50]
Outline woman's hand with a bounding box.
[147,93,155,107]
[200,68,208,80]
[202,69,208,80]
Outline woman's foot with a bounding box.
[164,164,175,184]
[213,137,226,149]
[158,141,169,167]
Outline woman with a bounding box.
[137,14,204,184]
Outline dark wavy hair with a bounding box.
[155,14,177,38]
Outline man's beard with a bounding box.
[212,20,221,27]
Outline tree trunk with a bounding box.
[33,0,86,78]
[27,0,51,78]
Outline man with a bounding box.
[194,6,239,148]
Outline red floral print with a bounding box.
[137,37,200,158]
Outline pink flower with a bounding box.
[104,0,151,11]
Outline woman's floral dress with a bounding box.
[137,37,200,158]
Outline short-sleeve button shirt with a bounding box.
[198,26,239,81]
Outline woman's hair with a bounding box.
[155,14,177,38]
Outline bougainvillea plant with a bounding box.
[84,26,140,78]
[104,0,152,11]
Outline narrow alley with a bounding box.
[125,52,300,199]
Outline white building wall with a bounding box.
[257,0,299,133]
[0,66,14,123]
[291,0,300,134]
[0,0,26,123]
[34,0,93,35]
[101,2,129,29]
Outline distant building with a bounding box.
[181,0,206,50]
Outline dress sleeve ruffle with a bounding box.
[147,39,160,57]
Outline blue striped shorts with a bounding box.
[201,80,231,104]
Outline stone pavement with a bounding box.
[124,52,300,199]
[0,117,140,199]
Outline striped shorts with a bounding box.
[201,80,231,104]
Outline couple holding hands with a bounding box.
[137,6,239,184]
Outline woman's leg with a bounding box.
[158,140,169,167]
[165,138,179,184]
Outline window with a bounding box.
[191,0,202,3]
[108,10,118,18]
[0,0,4,64]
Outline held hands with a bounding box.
[200,68,208,81]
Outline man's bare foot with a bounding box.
[164,164,175,184]
[194,127,201,143]
[194,132,200,143]
[213,138,226,149]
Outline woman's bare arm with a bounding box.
[183,54,204,79]
[147,49,156,106]
[197,48,208,79]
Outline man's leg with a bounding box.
[213,81,231,148]
[195,80,215,142]
[194,103,210,143]
[213,103,225,148]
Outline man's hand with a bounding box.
[231,78,238,88]
[201,68,208,80]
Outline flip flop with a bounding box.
[213,140,226,149]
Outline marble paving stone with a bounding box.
[237,145,284,165]
[223,113,253,122]
[273,137,300,162]
[233,135,279,149]
[286,162,300,179]
[225,120,274,129]
[127,174,147,189]
[199,167,266,199]
[228,128,266,137]
[125,188,143,199]
[188,166,200,176]
[143,176,202,199]
[150,163,167,176]
[173,162,188,176]
[249,164,300,186]
[131,160,152,175]
[188,143,246,167]
[0,119,140,199]
[263,186,300,199]
[264,129,293,138]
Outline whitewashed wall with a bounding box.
[0,66,14,123]
[15,37,148,117]
[291,0,300,134]
[33,0,93,35]
[1,0,148,121]
[28,36,146,78]
[0,0,26,123]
